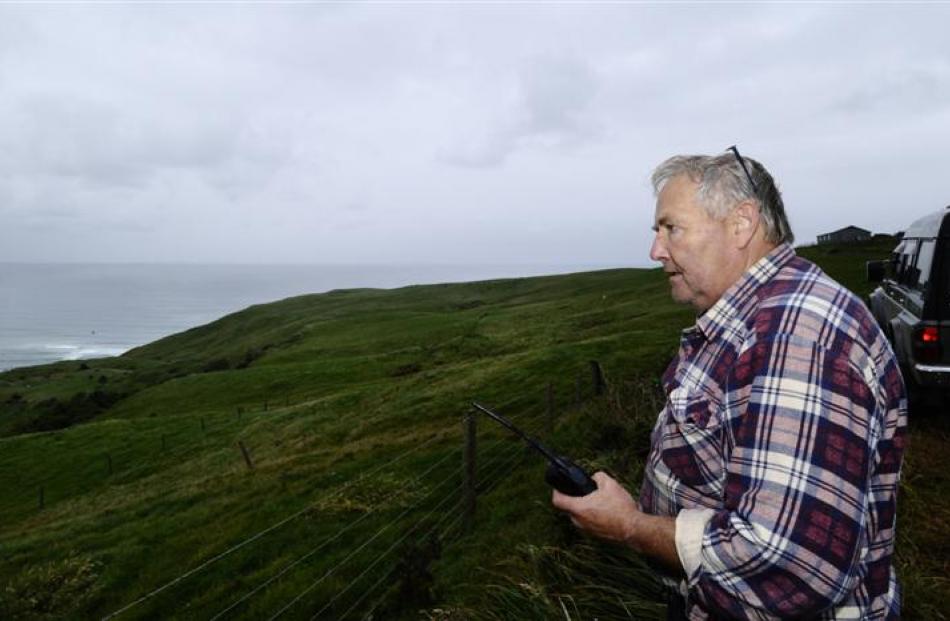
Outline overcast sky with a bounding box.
[1,2,948,267]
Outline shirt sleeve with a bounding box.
[687,333,878,620]
[675,508,715,577]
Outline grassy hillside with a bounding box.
[1,238,946,620]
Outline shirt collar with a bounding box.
[693,243,796,341]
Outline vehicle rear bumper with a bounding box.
[914,363,950,387]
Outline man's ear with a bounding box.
[731,200,760,248]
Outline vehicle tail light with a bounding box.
[913,325,942,364]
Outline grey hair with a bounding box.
[651,153,794,245]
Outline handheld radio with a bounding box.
[471,401,597,497]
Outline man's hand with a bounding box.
[552,471,683,573]
[551,471,641,547]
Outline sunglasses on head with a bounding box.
[726,145,758,195]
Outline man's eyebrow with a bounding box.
[652,216,671,231]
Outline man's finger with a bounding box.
[551,488,575,512]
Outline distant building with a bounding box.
[817,225,872,244]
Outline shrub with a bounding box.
[0,554,101,620]
[201,358,231,373]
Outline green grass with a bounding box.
[2,237,946,620]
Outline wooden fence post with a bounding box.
[546,382,555,435]
[463,412,476,534]
[238,441,255,470]
[590,360,605,396]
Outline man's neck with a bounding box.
[739,238,778,274]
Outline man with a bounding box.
[552,151,907,620]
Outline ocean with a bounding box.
[0,262,611,372]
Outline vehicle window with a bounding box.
[899,240,919,285]
[886,249,900,279]
[916,239,936,290]
[892,243,905,282]
[935,239,950,314]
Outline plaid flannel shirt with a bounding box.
[640,243,907,620]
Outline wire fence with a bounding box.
[220,428,534,620]
[111,384,583,619]
[211,444,469,620]
[5,361,611,620]
[101,429,454,620]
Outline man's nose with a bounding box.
[649,233,668,263]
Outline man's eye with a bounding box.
[653,223,680,235]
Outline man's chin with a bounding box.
[669,284,690,305]
[670,287,705,312]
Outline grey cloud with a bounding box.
[30,206,80,220]
[1,95,147,187]
[437,131,516,169]
[520,56,599,139]
[0,94,247,188]
[439,56,600,168]
[832,64,950,115]
[343,201,371,213]
[2,4,950,264]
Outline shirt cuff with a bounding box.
[675,508,715,579]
